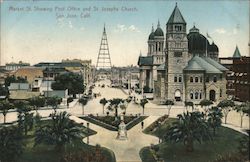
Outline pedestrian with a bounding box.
[141,121,144,129]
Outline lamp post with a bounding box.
[87,122,89,144]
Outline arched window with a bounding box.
[213,75,217,82]
[179,76,182,82]
[195,77,199,83]
[174,76,177,82]
[190,77,193,83]
[190,91,193,99]
[199,91,202,99]
[195,91,199,99]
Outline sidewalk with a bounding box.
[69,115,159,162]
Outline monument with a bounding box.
[116,114,128,140]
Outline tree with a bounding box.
[0,126,24,162]
[79,97,88,115]
[29,96,45,114]
[99,98,108,114]
[165,111,212,152]
[34,111,84,152]
[15,100,33,136]
[199,99,213,117]
[184,101,194,112]
[47,96,62,113]
[107,98,124,117]
[120,96,132,114]
[140,99,148,115]
[207,106,223,135]
[217,100,235,124]
[4,75,27,87]
[0,85,8,97]
[164,99,174,116]
[51,72,85,98]
[0,100,14,123]
[234,102,250,128]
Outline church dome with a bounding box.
[148,25,155,40]
[187,26,209,54]
[154,28,164,36]
[154,21,164,37]
[148,32,154,40]
[209,42,219,52]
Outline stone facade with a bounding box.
[139,4,228,104]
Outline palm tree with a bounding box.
[15,100,33,136]
[79,97,88,115]
[34,111,84,152]
[234,102,250,128]
[99,98,108,114]
[0,100,14,124]
[199,99,213,117]
[0,126,24,162]
[164,99,174,116]
[207,106,223,135]
[47,96,61,113]
[140,99,148,115]
[165,111,212,152]
[217,99,235,124]
[124,96,132,114]
[107,98,124,117]
[184,101,194,112]
[29,96,45,114]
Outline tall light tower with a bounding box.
[96,24,112,69]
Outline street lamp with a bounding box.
[87,122,89,144]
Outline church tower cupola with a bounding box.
[166,3,187,37]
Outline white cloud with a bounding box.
[232,28,238,35]
[68,21,73,29]
[80,27,85,31]
[128,25,140,32]
[214,28,227,34]
[56,18,65,28]
[114,24,140,33]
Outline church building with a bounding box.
[138,3,228,104]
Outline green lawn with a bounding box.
[141,118,248,162]
[19,120,116,162]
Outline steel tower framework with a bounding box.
[96,25,112,69]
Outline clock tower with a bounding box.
[165,3,190,102]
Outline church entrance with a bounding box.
[175,90,181,101]
[209,90,216,101]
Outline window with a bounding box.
[190,92,193,99]
[44,73,48,77]
[50,73,53,77]
[206,76,209,82]
[174,76,177,82]
[175,25,182,31]
[190,77,193,83]
[179,76,182,82]
[200,77,202,83]
[195,92,199,99]
[195,77,199,83]
[220,89,222,97]
[199,92,202,99]
[213,75,217,82]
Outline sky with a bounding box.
[0,0,249,66]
